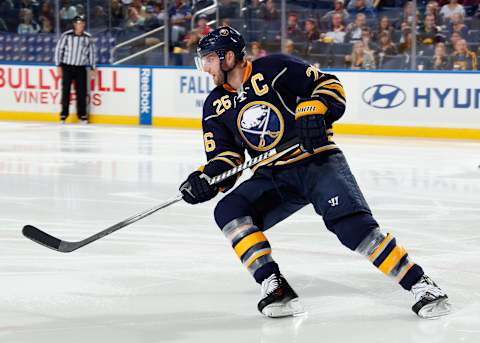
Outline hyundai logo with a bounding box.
[362,84,406,109]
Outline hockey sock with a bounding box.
[356,228,424,290]
[222,216,279,284]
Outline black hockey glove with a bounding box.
[179,171,218,204]
[295,98,329,154]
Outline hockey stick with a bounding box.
[22,138,301,253]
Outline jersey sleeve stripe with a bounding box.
[312,89,346,106]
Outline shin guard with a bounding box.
[356,228,424,290]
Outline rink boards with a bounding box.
[0,62,479,139]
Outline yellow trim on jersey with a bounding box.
[321,83,346,99]
[234,231,267,258]
[295,100,327,119]
[312,79,341,93]
[379,246,408,275]
[369,234,393,262]
[214,151,245,162]
[250,144,339,172]
[312,89,346,106]
[245,249,272,267]
[273,144,338,166]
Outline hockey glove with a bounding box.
[179,171,218,204]
[295,98,329,154]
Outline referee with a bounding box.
[54,15,96,124]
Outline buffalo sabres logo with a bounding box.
[237,101,284,151]
[219,28,229,36]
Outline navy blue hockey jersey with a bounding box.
[200,53,346,190]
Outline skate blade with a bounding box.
[262,298,305,318]
[417,298,452,319]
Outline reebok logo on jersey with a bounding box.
[328,196,339,207]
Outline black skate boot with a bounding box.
[411,275,451,319]
[257,274,304,318]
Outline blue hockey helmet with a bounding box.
[195,26,246,72]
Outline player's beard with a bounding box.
[212,71,225,86]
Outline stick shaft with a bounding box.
[23,138,300,252]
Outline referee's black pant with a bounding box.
[60,64,88,121]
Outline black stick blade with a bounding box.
[22,225,63,252]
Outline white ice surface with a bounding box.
[0,122,479,343]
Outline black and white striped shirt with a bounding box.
[54,30,96,68]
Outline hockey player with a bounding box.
[179,26,451,319]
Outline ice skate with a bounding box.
[258,274,304,318]
[411,275,451,319]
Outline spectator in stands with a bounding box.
[425,0,443,25]
[111,0,125,28]
[143,5,161,31]
[373,16,394,42]
[348,0,376,17]
[244,0,262,20]
[305,18,321,43]
[131,0,146,17]
[39,0,54,24]
[429,42,450,69]
[347,0,374,11]
[447,31,462,52]
[20,0,39,19]
[249,41,267,60]
[181,12,212,55]
[40,15,54,33]
[284,39,300,55]
[345,41,376,69]
[398,24,412,53]
[322,0,350,24]
[398,1,419,27]
[450,38,477,70]
[91,6,108,31]
[260,0,279,21]
[60,0,77,21]
[75,4,85,16]
[219,0,238,18]
[287,13,304,40]
[184,29,201,53]
[440,0,465,22]
[418,14,442,45]
[321,13,346,43]
[169,0,192,45]
[154,1,167,25]
[345,13,369,42]
[448,13,469,37]
[194,14,212,37]
[126,6,145,29]
[17,8,40,34]
[376,31,398,55]
[361,28,377,52]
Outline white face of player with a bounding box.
[196,52,225,86]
